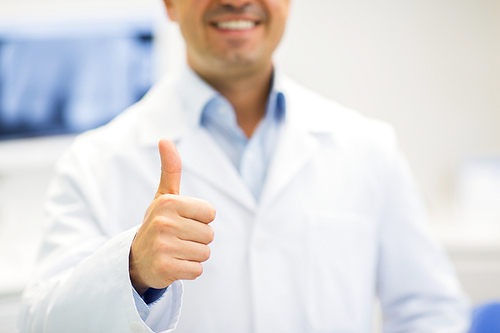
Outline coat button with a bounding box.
[129,321,146,333]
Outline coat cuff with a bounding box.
[44,226,183,333]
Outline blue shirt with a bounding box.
[177,66,286,200]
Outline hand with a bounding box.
[129,139,216,295]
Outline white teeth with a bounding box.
[216,20,256,30]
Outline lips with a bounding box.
[205,4,267,32]
[215,20,258,30]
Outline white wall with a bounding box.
[275,0,500,214]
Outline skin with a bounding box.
[165,0,290,137]
[129,139,215,294]
[129,0,290,294]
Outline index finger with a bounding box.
[158,195,216,223]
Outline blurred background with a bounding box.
[0,0,499,331]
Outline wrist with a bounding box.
[129,247,149,296]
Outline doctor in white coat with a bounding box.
[19,0,470,332]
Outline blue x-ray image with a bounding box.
[0,24,154,139]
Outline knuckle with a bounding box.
[152,216,177,234]
[152,258,169,277]
[157,194,178,210]
[151,215,166,228]
[157,257,176,277]
[158,239,176,254]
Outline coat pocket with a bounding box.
[305,210,377,332]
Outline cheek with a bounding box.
[267,16,287,46]
[179,15,205,47]
[265,0,290,16]
[265,2,289,36]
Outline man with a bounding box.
[19,0,470,332]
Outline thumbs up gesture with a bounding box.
[130,139,216,295]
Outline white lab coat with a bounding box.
[19,73,470,333]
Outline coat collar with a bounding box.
[135,68,350,210]
[136,69,338,148]
[136,73,189,146]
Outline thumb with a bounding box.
[156,138,182,196]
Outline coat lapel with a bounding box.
[135,72,335,213]
[259,121,319,210]
[258,76,335,210]
[136,75,256,211]
[178,128,257,212]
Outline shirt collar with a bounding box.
[176,65,287,129]
[176,66,220,129]
[265,72,286,124]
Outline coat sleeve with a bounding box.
[18,145,183,333]
[376,131,471,333]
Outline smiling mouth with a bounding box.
[212,20,261,31]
